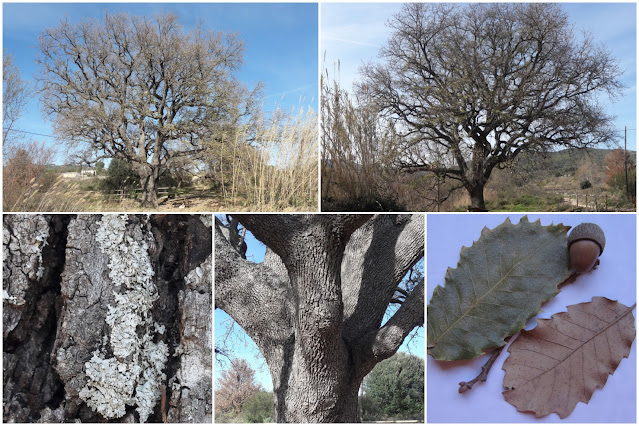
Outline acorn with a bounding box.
[566,223,605,273]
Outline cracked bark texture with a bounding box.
[215,214,424,423]
[3,214,212,423]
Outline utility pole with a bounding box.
[624,126,630,201]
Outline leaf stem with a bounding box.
[458,346,504,393]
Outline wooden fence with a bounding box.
[562,192,609,212]
[102,187,194,206]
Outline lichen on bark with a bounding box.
[4,214,213,423]
[3,214,50,336]
[79,214,167,422]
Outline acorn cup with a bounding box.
[566,223,606,274]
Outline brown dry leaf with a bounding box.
[502,297,636,419]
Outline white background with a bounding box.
[426,213,637,423]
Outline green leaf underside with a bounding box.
[427,216,571,361]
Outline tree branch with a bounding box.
[354,280,424,375]
[342,214,424,343]
[214,220,292,352]
[237,214,373,267]
[458,346,504,393]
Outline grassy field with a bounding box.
[5,174,316,212]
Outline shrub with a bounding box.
[100,158,140,191]
[215,411,240,423]
[3,141,55,211]
[362,352,424,421]
[242,391,274,423]
[580,179,592,189]
[607,170,636,195]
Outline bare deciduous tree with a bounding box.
[38,12,258,207]
[215,214,424,422]
[3,141,55,211]
[215,359,260,415]
[361,3,623,210]
[3,50,30,146]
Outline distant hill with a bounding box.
[511,147,636,178]
[45,164,82,173]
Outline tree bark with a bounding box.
[139,168,159,208]
[468,183,486,211]
[3,214,212,423]
[215,214,424,423]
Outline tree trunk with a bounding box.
[468,183,486,211]
[215,215,425,423]
[271,354,361,423]
[141,172,158,208]
[3,214,212,423]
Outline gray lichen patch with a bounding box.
[3,214,50,338]
[199,214,212,228]
[79,352,141,419]
[3,214,50,304]
[79,215,168,423]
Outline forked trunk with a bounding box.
[214,215,425,423]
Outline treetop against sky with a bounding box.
[322,2,636,151]
[3,3,318,163]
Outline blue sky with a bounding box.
[215,219,424,391]
[3,3,318,162]
[321,2,637,151]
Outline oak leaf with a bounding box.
[502,297,636,419]
[428,216,571,361]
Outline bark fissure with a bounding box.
[3,214,212,423]
[3,214,73,422]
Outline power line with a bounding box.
[2,128,56,138]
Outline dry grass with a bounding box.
[321,69,406,211]
[213,108,318,211]
[5,109,318,212]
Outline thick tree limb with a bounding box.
[214,221,292,350]
[354,280,424,375]
[342,214,424,343]
[236,214,372,264]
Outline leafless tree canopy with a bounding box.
[360,3,624,209]
[37,12,258,206]
[3,50,30,146]
[215,359,260,415]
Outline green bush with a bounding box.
[580,179,592,189]
[100,158,140,191]
[362,352,424,421]
[215,411,241,423]
[242,391,274,423]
